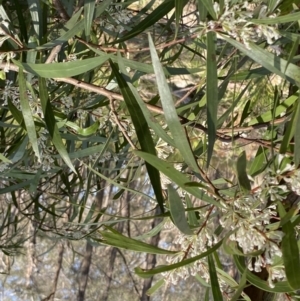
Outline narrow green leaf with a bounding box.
[234,255,294,293]
[146,279,165,296]
[15,0,28,42]
[249,146,268,177]
[230,270,247,301]
[115,0,186,42]
[195,274,211,287]
[280,101,299,154]
[236,151,251,193]
[221,36,300,86]
[67,144,105,159]
[0,180,32,194]
[208,254,223,301]
[284,37,299,74]
[198,0,217,19]
[247,93,297,126]
[29,167,42,194]
[135,239,223,278]
[148,34,199,172]
[204,288,210,301]
[19,69,40,162]
[65,120,100,137]
[84,0,96,40]
[278,202,300,290]
[168,185,193,235]
[175,0,184,37]
[101,229,176,255]
[294,97,300,166]
[118,66,174,147]
[252,11,300,24]
[186,194,199,227]
[110,60,165,213]
[8,99,23,126]
[228,67,272,81]
[206,31,218,166]
[134,151,223,208]
[37,2,110,50]
[134,220,165,240]
[38,77,76,173]
[27,0,42,40]
[13,56,110,78]
[85,163,156,202]
[0,153,11,163]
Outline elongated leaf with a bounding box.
[199,0,216,19]
[168,185,193,235]
[227,67,272,81]
[38,77,76,173]
[284,37,299,74]
[147,278,165,296]
[236,151,251,193]
[67,144,105,159]
[206,31,218,166]
[12,56,110,78]
[110,60,164,212]
[101,228,176,255]
[252,11,300,24]
[116,0,186,42]
[27,0,42,40]
[84,0,96,40]
[117,59,174,147]
[175,0,184,37]
[134,151,223,208]
[0,153,11,163]
[248,93,297,126]
[280,101,299,154]
[204,288,210,301]
[278,202,300,290]
[221,36,300,86]
[234,255,294,293]
[37,2,110,49]
[135,239,223,278]
[249,146,268,177]
[81,43,202,75]
[148,34,199,172]
[208,254,223,301]
[134,220,165,240]
[19,69,40,162]
[85,163,156,202]
[230,270,247,301]
[65,120,100,136]
[294,97,300,166]
[186,194,199,227]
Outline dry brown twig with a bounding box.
[0,62,290,152]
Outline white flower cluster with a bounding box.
[36,128,54,171]
[2,80,20,107]
[100,7,133,34]
[0,51,16,73]
[206,1,281,49]
[162,157,300,290]
[163,216,220,285]
[221,193,284,282]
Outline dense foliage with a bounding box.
[1,0,300,300]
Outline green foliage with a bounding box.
[1,0,300,300]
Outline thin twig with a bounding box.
[45,44,63,64]
[75,33,199,53]
[175,85,198,106]
[109,97,136,149]
[0,62,291,152]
